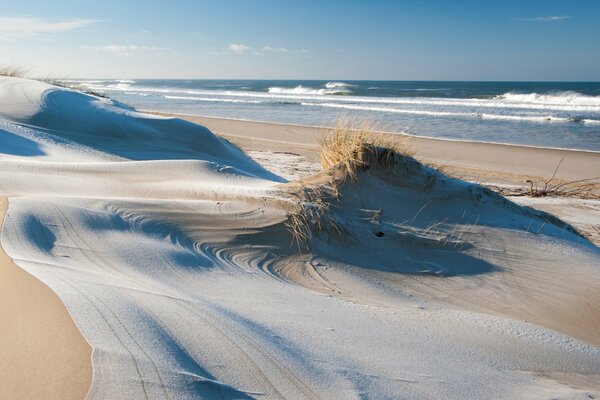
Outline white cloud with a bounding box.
[0,17,96,40]
[517,15,573,22]
[82,44,167,57]
[262,46,288,53]
[228,43,252,54]
[226,43,306,56]
[226,43,303,56]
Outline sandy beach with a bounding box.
[1,77,599,399]
[162,114,600,185]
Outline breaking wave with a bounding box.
[496,91,600,107]
[268,85,351,95]
[325,81,354,88]
[164,95,263,104]
[301,102,599,124]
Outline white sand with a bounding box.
[0,197,92,400]
[1,77,599,399]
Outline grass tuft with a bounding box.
[45,79,111,99]
[284,182,343,250]
[318,117,414,182]
[285,118,418,247]
[0,65,28,78]
[490,158,600,199]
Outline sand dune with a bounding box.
[1,77,599,399]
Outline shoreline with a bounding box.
[0,197,92,400]
[156,111,600,154]
[153,112,600,186]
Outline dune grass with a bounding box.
[318,118,414,182]
[490,158,600,199]
[286,118,417,247]
[0,65,28,78]
[0,65,110,99]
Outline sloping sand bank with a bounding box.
[0,197,92,399]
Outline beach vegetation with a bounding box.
[0,65,28,78]
[490,158,600,199]
[285,118,417,247]
[318,117,414,182]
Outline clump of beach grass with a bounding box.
[0,65,28,78]
[318,117,414,182]
[284,181,345,249]
[285,118,418,247]
[44,79,111,99]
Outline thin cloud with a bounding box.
[262,46,288,53]
[228,43,252,54]
[227,43,301,56]
[82,44,167,57]
[0,16,97,40]
[516,15,573,22]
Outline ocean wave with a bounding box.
[164,95,263,104]
[116,79,136,84]
[301,102,592,124]
[325,81,354,88]
[496,91,600,107]
[73,82,600,113]
[59,79,107,84]
[268,85,351,95]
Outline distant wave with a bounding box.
[164,95,263,104]
[74,81,599,110]
[105,87,599,112]
[116,79,136,84]
[325,81,354,88]
[301,102,599,124]
[268,85,351,95]
[59,79,107,84]
[496,91,600,107]
[72,81,600,115]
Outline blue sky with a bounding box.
[0,0,598,80]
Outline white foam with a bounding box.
[164,95,262,104]
[325,81,354,88]
[301,102,577,123]
[582,118,600,125]
[497,91,600,107]
[268,85,350,95]
[74,82,600,114]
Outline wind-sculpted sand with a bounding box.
[1,77,599,399]
[0,197,92,400]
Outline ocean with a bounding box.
[64,79,600,151]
